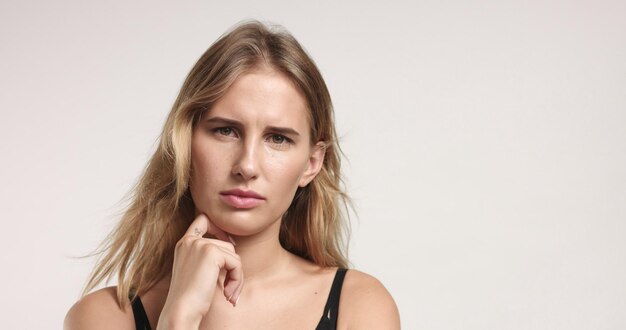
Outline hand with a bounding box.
[157,214,243,329]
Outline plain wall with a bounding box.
[1,0,625,329]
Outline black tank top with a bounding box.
[130,268,348,330]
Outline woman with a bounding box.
[65,20,400,329]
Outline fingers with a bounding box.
[184,213,209,237]
[185,214,234,244]
[220,252,243,306]
[191,242,242,307]
[228,277,244,306]
[206,217,232,244]
[178,213,242,307]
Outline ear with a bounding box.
[298,141,326,187]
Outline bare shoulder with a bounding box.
[339,269,401,329]
[64,286,135,330]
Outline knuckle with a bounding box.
[182,236,195,245]
[191,237,204,248]
[176,236,196,250]
[203,243,217,254]
[175,238,185,249]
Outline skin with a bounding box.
[64,67,400,329]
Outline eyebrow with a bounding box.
[204,116,301,137]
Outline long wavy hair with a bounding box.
[82,19,351,309]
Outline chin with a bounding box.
[203,207,281,237]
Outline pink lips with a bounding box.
[219,188,265,209]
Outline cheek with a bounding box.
[189,157,206,203]
[265,149,308,188]
[190,141,224,199]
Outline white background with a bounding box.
[1,0,625,329]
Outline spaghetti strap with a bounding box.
[316,268,348,330]
[129,292,152,330]
[128,269,348,330]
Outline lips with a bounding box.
[219,188,266,209]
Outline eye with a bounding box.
[267,134,294,145]
[214,127,236,137]
[270,134,287,144]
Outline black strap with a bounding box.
[129,292,152,330]
[129,270,348,330]
[317,268,348,329]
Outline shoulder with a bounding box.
[339,269,400,329]
[64,286,135,330]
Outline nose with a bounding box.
[231,137,260,181]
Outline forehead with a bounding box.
[207,69,311,132]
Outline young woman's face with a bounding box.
[190,68,324,237]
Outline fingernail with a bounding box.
[228,235,237,246]
[234,295,240,307]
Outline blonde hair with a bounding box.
[82,19,351,309]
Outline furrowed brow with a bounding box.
[267,126,301,137]
[204,116,243,128]
[205,116,301,137]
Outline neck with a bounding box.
[157,218,294,291]
[229,219,293,284]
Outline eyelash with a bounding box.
[211,127,294,145]
[214,127,236,137]
[268,134,293,145]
